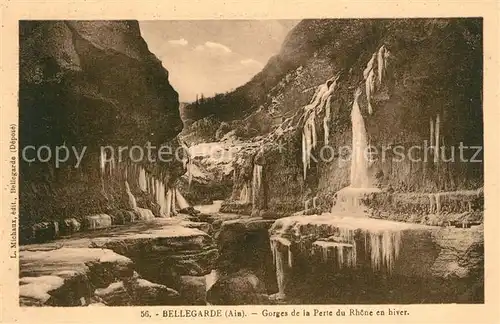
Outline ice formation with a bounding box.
[124,181,138,210]
[366,230,401,273]
[239,182,251,204]
[365,68,376,115]
[270,215,411,276]
[434,114,440,163]
[429,193,441,215]
[312,241,356,268]
[377,45,387,84]
[364,45,390,115]
[301,75,339,179]
[302,110,317,179]
[99,150,106,176]
[181,141,194,187]
[165,188,172,217]
[138,167,147,192]
[252,164,263,207]
[430,116,434,147]
[350,87,371,188]
[270,236,293,296]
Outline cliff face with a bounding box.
[19,21,184,238]
[185,18,483,216]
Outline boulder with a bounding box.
[21,221,60,244]
[207,269,270,305]
[90,218,218,283]
[82,214,112,230]
[176,275,207,305]
[59,218,81,235]
[214,217,277,293]
[20,247,134,306]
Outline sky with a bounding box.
[139,20,300,102]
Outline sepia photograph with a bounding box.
[15,17,486,308]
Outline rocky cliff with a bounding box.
[19,21,184,241]
[183,18,483,218]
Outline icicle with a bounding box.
[430,116,434,149]
[312,240,357,269]
[429,194,435,214]
[160,182,166,216]
[363,53,377,79]
[252,164,263,207]
[110,156,116,176]
[188,162,193,188]
[377,45,386,84]
[124,181,138,210]
[171,188,177,215]
[99,151,106,192]
[239,183,250,203]
[176,189,190,210]
[369,233,381,271]
[302,112,316,179]
[302,130,307,179]
[311,118,317,149]
[323,96,332,145]
[138,168,147,192]
[270,236,292,297]
[300,75,342,180]
[434,114,440,163]
[366,230,402,273]
[366,69,376,115]
[435,193,441,215]
[99,150,106,176]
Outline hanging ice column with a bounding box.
[239,182,251,204]
[252,164,263,209]
[301,75,340,179]
[331,67,383,214]
[181,141,194,187]
[270,236,293,298]
[363,45,390,115]
[122,165,155,221]
[350,87,371,188]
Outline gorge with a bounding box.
[19,18,483,306]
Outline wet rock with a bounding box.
[23,221,60,243]
[177,275,207,305]
[207,269,270,305]
[20,20,183,233]
[123,211,136,223]
[20,247,134,306]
